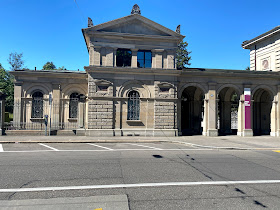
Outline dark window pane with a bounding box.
[137,51,144,60]
[127,91,140,120]
[145,52,152,59]
[145,61,151,68]
[32,91,43,118]
[116,49,131,67]
[137,50,152,69]
[69,92,79,118]
[138,60,144,68]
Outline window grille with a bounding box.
[69,93,79,118]
[31,92,43,118]
[127,91,140,120]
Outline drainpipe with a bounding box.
[255,45,257,71]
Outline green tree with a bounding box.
[57,66,67,70]
[245,66,250,70]
[43,62,56,70]
[176,40,191,69]
[0,64,14,113]
[7,52,24,70]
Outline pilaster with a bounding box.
[207,83,218,136]
[131,49,138,68]
[152,49,164,69]
[13,82,23,128]
[105,47,114,67]
[52,84,60,129]
[92,46,101,66]
[166,50,175,69]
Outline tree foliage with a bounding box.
[0,64,14,113]
[176,41,191,69]
[57,66,67,70]
[43,62,56,70]
[7,52,24,71]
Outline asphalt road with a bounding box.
[1,142,280,209]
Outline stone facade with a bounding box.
[242,26,280,71]
[8,6,280,137]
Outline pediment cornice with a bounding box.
[83,14,184,39]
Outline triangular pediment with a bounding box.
[87,14,183,38]
[98,19,170,36]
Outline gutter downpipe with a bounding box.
[255,45,257,71]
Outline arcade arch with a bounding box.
[180,86,205,135]
[217,87,240,135]
[253,88,273,135]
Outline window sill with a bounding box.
[68,118,77,122]
[126,120,142,123]
[30,118,44,121]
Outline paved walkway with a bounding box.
[1,135,280,150]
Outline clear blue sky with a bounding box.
[1,0,279,71]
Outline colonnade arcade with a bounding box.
[179,84,276,136]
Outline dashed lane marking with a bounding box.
[125,143,163,150]
[38,143,59,151]
[1,180,280,192]
[0,144,3,152]
[87,143,114,151]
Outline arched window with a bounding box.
[127,91,140,120]
[116,49,132,67]
[69,93,79,118]
[32,91,43,118]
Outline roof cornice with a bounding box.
[242,26,280,49]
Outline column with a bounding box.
[13,82,22,129]
[52,84,60,129]
[271,99,277,136]
[113,48,117,67]
[207,83,218,136]
[202,98,208,136]
[166,50,175,69]
[105,47,114,67]
[92,46,101,66]
[277,85,280,136]
[237,94,244,136]
[131,49,138,68]
[152,49,164,69]
[78,96,86,129]
[243,87,253,136]
[0,92,5,135]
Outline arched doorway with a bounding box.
[181,86,204,135]
[217,87,239,135]
[253,89,272,135]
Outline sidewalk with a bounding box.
[1,135,280,150]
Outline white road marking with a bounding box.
[0,148,213,153]
[0,144,3,152]
[38,143,59,151]
[1,180,280,193]
[125,143,163,150]
[87,143,114,150]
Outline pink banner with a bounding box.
[244,88,251,129]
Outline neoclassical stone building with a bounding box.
[9,5,280,137]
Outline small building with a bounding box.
[9,5,280,137]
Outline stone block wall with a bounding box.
[154,81,177,129]
[88,100,114,129]
[88,73,114,129]
[154,101,177,129]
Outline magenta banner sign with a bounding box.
[244,88,251,129]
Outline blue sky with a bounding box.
[1,0,279,71]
